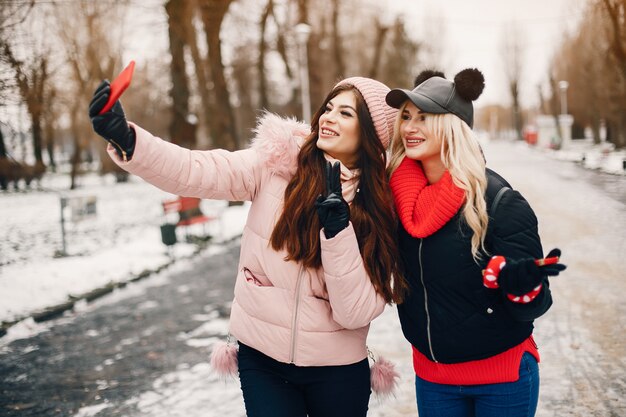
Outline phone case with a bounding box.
[534,256,559,266]
[99,60,136,115]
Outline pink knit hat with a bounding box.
[334,77,397,149]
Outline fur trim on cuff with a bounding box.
[250,111,310,178]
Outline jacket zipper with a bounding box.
[289,264,305,363]
[419,239,438,363]
[109,139,128,162]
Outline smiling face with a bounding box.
[316,91,361,167]
[400,101,444,169]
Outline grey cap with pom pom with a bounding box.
[386,68,484,128]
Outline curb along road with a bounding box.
[0,235,241,340]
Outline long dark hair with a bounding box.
[270,83,407,303]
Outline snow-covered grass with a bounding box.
[548,138,626,175]
[0,172,250,327]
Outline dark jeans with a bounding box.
[414,352,540,417]
[237,342,371,417]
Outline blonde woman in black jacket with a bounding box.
[385,69,567,417]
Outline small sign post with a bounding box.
[56,195,97,257]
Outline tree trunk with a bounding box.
[166,0,197,149]
[69,105,81,190]
[31,118,44,163]
[0,125,7,158]
[601,0,626,147]
[198,0,239,150]
[602,0,626,80]
[273,9,297,114]
[368,21,389,79]
[186,0,217,147]
[509,81,523,141]
[549,76,563,146]
[331,0,345,79]
[43,88,57,171]
[258,0,272,110]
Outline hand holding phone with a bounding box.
[534,256,559,266]
[98,60,135,115]
[534,248,566,277]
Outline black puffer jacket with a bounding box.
[397,169,552,364]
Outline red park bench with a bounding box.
[161,196,217,245]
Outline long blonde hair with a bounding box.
[388,103,489,261]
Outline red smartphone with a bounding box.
[99,60,136,115]
[534,256,559,266]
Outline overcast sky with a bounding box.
[386,0,588,108]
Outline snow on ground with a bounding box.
[0,172,250,328]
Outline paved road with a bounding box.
[485,141,626,417]
[0,140,624,417]
[0,241,241,416]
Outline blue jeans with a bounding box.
[414,352,540,417]
[238,342,371,417]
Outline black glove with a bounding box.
[499,248,567,296]
[88,80,136,160]
[315,161,350,239]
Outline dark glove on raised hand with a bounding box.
[315,161,350,239]
[499,248,567,296]
[88,80,136,161]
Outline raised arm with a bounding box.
[89,80,261,201]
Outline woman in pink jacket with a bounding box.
[89,76,407,417]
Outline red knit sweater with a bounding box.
[390,157,540,385]
[413,336,540,385]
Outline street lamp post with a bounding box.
[557,80,573,149]
[294,23,311,123]
[558,80,569,115]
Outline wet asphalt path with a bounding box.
[0,241,240,416]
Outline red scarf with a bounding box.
[390,157,466,238]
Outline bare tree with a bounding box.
[52,1,130,188]
[231,43,258,133]
[175,0,216,148]
[500,23,525,141]
[548,0,625,148]
[258,0,273,110]
[600,0,626,147]
[330,0,345,79]
[0,41,49,166]
[378,17,420,90]
[553,16,605,143]
[42,84,57,170]
[602,0,626,80]
[166,0,197,149]
[0,0,35,106]
[273,3,297,111]
[263,0,299,116]
[198,0,240,150]
[368,20,390,79]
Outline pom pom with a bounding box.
[210,341,238,378]
[454,68,485,101]
[370,356,400,397]
[414,70,446,88]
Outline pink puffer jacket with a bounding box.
[108,112,386,366]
